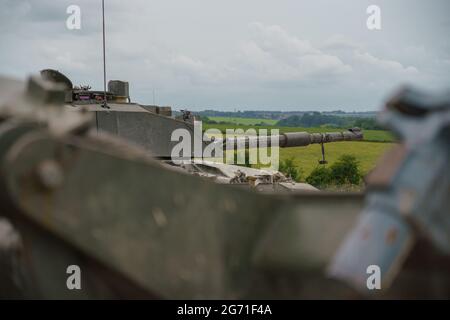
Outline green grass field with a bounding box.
[278,141,393,179]
[218,141,393,182]
[201,116,395,182]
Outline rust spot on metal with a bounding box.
[399,189,416,216]
[386,228,398,245]
[361,226,371,240]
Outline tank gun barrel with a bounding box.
[218,128,363,149]
[278,127,363,147]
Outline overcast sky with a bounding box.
[1,0,449,111]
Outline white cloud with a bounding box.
[320,34,360,51]
[353,51,419,75]
[130,23,353,88]
[233,23,352,83]
[0,0,449,110]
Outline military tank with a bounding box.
[0,73,448,299]
[39,69,363,193]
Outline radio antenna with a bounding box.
[101,0,109,108]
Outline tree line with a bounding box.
[276,112,383,130]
